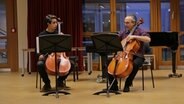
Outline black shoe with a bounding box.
[130,83,133,87]
[96,77,107,83]
[57,83,71,90]
[123,86,130,92]
[40,84,51,92]
[63,86,71,90]
[103,86,118,91]
[110,88,119,91]
[103,88,119,91]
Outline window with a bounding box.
[161,2,170,32]
[83,2,110,32]
[83,0,110,63]
[180,0,184,31]
[116,2,150,32]
[0,0,7,64]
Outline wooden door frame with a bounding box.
[172,0,184,66]
[0,0,19,71]
[150,0,181,68]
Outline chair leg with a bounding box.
[119,78,122,90]
[73,63,79,82]
[70,56,79,82]
[73,64,76,82]
[36,70,38,88]
[76,64,79,80]
[36,69,42,90]
[142,66,144,90]
[39,75,42,90]
[150,68,155,88]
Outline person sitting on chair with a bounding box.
[37,14,73,92]
[96,53,108,83]
[108,14,151,92]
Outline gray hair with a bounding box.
[126,14,137,22]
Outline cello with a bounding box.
[45,52,71,76]
[108,18,143,78]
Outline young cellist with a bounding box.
[37,14,73,92]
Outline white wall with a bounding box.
[17,0,28,71]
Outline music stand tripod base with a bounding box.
[93,90,121,95]
[93,78,121,97]
[168,73,182,78]
[42,90,70,96]
[93,76,121,97]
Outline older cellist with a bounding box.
[108,14,151,92]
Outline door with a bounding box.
[0,0,18,71]
[0,0,8,68]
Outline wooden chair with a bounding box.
[141,54,155,90]
[118,54,155,91]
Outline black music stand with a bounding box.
[91,33,123,97]
[36,34,72,98]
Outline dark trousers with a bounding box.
[109,56,144,88]
[100,54,108,78]
[37,60,73,86]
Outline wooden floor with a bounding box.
[0,69,184,104]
